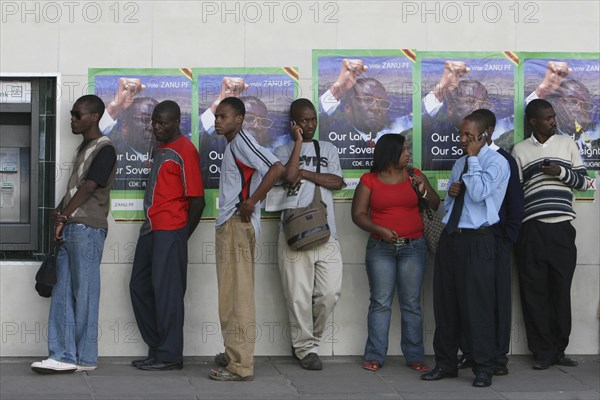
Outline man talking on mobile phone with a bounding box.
[274,98,345,371]
[421,112,509,388]
[455,109,524,376]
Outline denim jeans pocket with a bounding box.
[366,236,381,251]
[409,237,427,254]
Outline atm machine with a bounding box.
[0,79,39,252]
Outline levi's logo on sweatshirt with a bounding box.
[299,155,329,168]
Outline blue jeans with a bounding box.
[48,224,106,366]
[364,236,428,365]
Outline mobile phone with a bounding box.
[542,159,550,166]
[478,132,488,141]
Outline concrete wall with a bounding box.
[1,1,599,357]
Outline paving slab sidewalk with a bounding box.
[1,355,598,400]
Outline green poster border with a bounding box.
[312,49,413,200]
[109,190,145,221]
[194,67,300,219]
[517,52,599,200]
[415,51,519,199]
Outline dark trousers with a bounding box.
[460,237,512,367]
[516,220,576,363]
[433,229,496,375]
[130,227,188,362]
[494,238,512,366]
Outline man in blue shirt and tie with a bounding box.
[456,109,524,376]
[421,113,510,388]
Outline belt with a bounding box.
[393,237,413,245]
[451,226,489,234]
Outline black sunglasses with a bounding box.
[70,110,92,120]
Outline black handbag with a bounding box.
[35,246,58,298]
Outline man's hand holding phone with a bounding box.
[466,131,487,157]
[290,120,303,143]
[540,158,561,176]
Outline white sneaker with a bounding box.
[75,365,97,372]
[31,359,77,374]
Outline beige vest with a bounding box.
[63,136,116,228]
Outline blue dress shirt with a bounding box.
[442,145,510,229]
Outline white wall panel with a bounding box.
[1,0,598,357]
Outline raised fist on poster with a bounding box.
[535,61,573,99]
[106,77,146,120]
[210,77,250,114]
[433,61,471,102]
[330,59,369,101]
[526,61,595,148]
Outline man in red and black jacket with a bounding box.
[129,100,205,371]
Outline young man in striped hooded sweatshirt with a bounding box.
[210,97,284,381]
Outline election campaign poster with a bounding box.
[314,49,415,199]
[90,68,194,221]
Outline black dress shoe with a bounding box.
[420,366,458,381]
[473,372,492,387]
[457,356,474,370]
[138,360,183,371]
[131,357,155,368]
[493,365,509,376]
[532,359,552,370]
[556,356,578,367]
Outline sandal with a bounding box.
[363,360,381,371]
[209,368,253,381]
[408,362,431,373]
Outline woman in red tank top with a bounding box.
[351,134,440,373]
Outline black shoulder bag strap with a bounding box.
[408,167,433,220]
[313,139,321,175]
[312,140,324,204]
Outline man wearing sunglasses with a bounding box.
[32,95,116,374]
